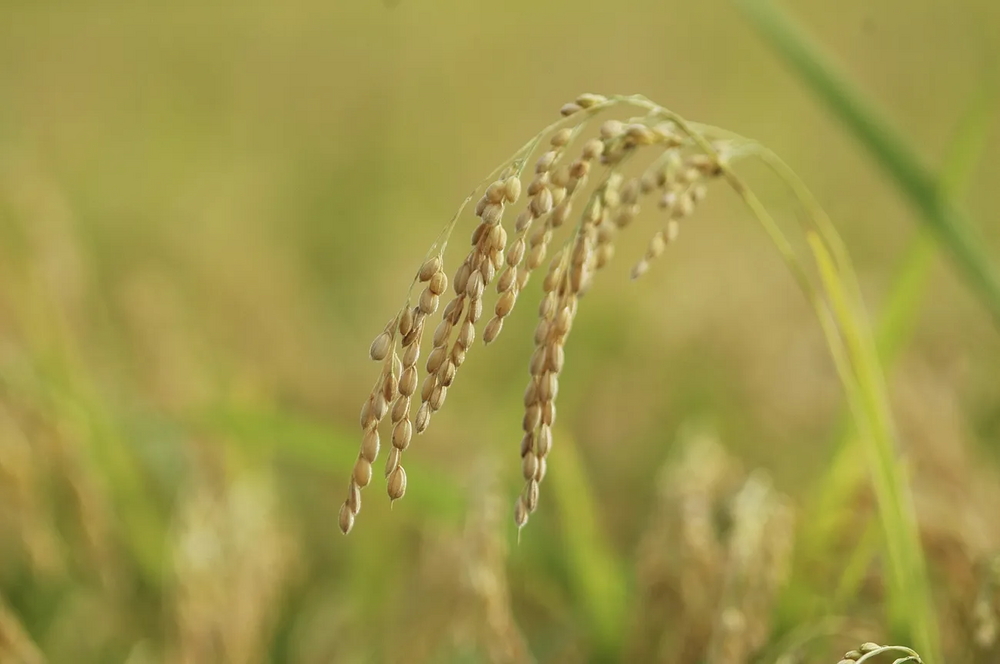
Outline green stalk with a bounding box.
[732,0,1000,328]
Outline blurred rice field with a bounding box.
[1,1,999,662]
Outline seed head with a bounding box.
[344,95,726,534]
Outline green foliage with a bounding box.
[733,0,1000,329]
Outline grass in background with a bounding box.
[2,1,999,663]
[733,0,1000,328]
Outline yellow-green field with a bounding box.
[1,1,999,662]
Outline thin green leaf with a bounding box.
[732,0,1000,328]
[545,430,628,661]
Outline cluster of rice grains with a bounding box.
[339,94,731,534]
[834,642,923,664]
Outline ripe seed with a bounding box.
[534,320,550,346]
[429,271,448,295]
[503,176,522,203]
[382,371,398,402]
[481,203,503,226]
[626,123,655,145]
[457,320,475,349]
[468,297,484,323]
[392,418,412,450]
[418,288,439,314]
[547,344,565,372]
[372,392,388,421]
[483,317,503,344]
[388,466,407,501]
[582,139,604,160]
[522,453,539,480]
[398,307,414,336]
[384,447,401,477]
[426,346,447,374]
[454,262,472,294]
[451,345,467,367]
[537,425,553,456]
[523,404,541,432]
[538,372,558,401]
[369,331,392,361]
[542,401,556,426]
[515,209,533,233]
[421,374,437,402]
[527,172,549,196]
[444,296,465,325]
[438,360,457,387]
[415,403,431,433]
[429,384,447,411]
[525,479,540,511]
[524,381,538,407]
[520,433,534,457]
[339,503,355,534]
[530,188,553,217]
[399,367,418,397]
[529,347,548,375]
[506,239,526,267]
[432,320,452,347]
[498,267,517,294]
[536,150,557,173]
[347,481,361,514]
[485,181,505,204]
[360,396,375,430]
[555,307,572,335]
[418,256,441,281]
[550,128,573,147]
[402,314,423,346]
[353,457,373,487]
[391,395,410,423]
[496,290,516,317]
[481,259,497,285]
[466,271,485,300]
[600,119,624,139]
[575,92,606,108]
[526,244,546,270]
[514,496,529,528]
[361,428,380,463]
[535,457,547,482]
[560,102,582,116]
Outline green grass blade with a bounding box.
[545,431,628,662]
[732,0,1000,328]
[790,84,994,624]
[808,232,939,660]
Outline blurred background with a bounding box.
[1,1,999,662]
